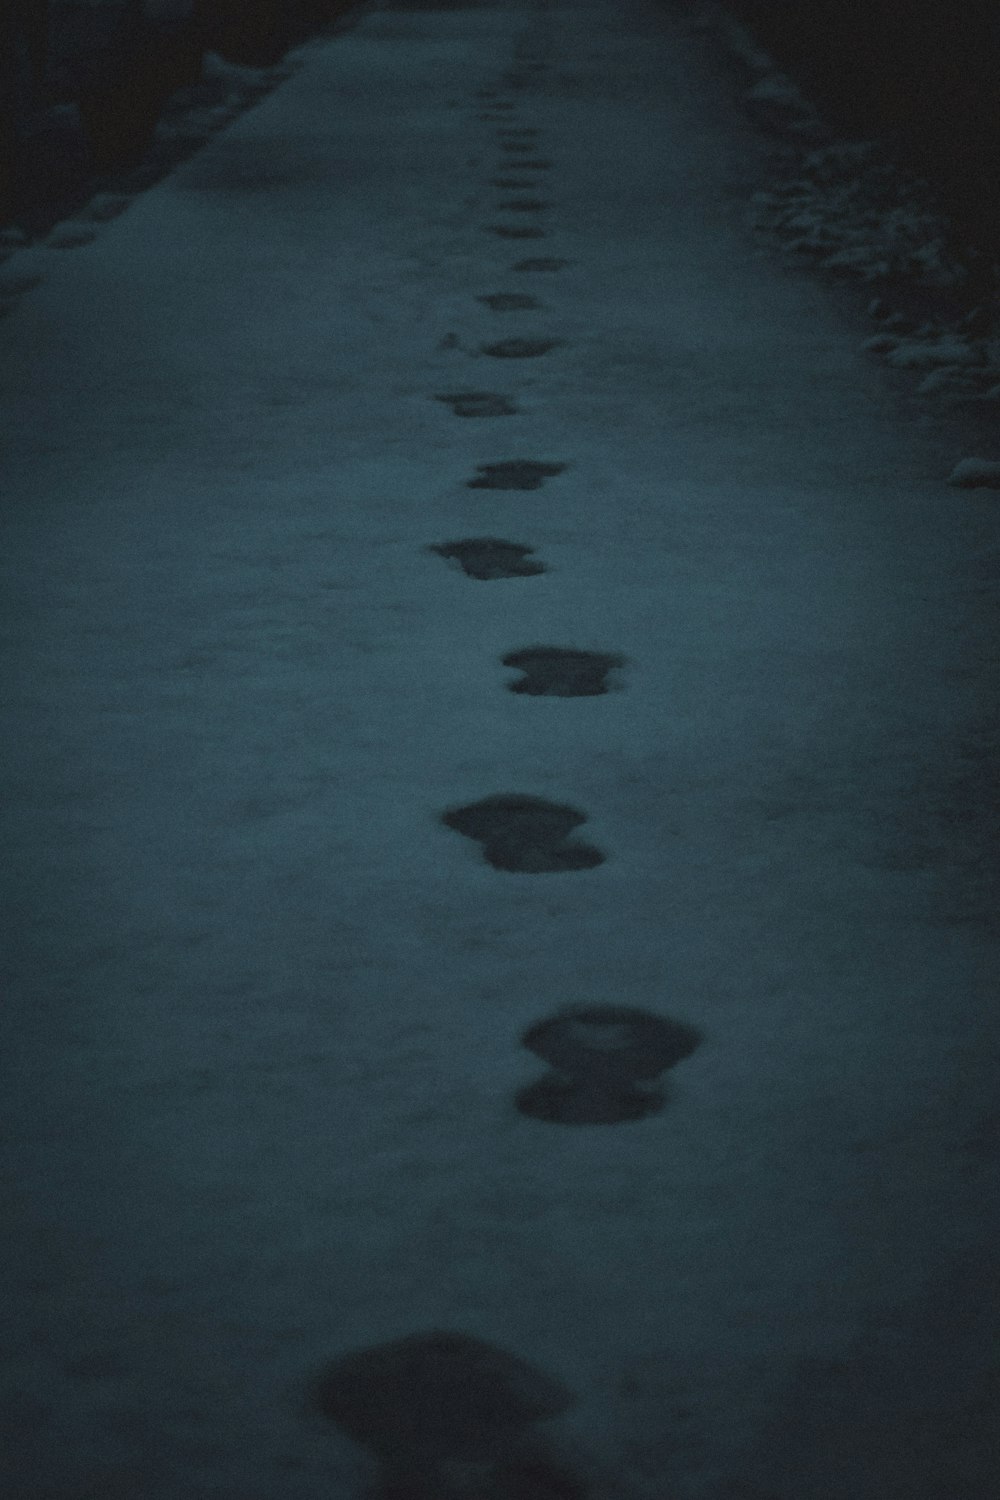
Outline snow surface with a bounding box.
[1,2,999,1498]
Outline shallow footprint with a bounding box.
[478,292,542,311]
[501,646,626,695]
[436,392,517,417]
[512,258,570,272]
[497,199,548,213]
[482,338,560,358]
[487,224,546,239]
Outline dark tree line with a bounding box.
[1,3,355,224]
[721,0,1000,251]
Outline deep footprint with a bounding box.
[428,538,547,580]
[508,159,552,171]
[478,293,542,310]
[524,1006,702,1083]
[482,338,560,358]
[441,794,604,872]
[502,647,626,695]
[467,460,566,489]
[436,392,517,417]
[515,1077,661,1125]
[490,178,539,190]
[516,1005,703,1125]
[487,1454,590,1500]
[512,258,570,272]
[310,1331,575,1494]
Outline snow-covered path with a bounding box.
[2,3,998,1497]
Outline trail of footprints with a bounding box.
[312,26,704,1499]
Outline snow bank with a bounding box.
[946,458,1000,489]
